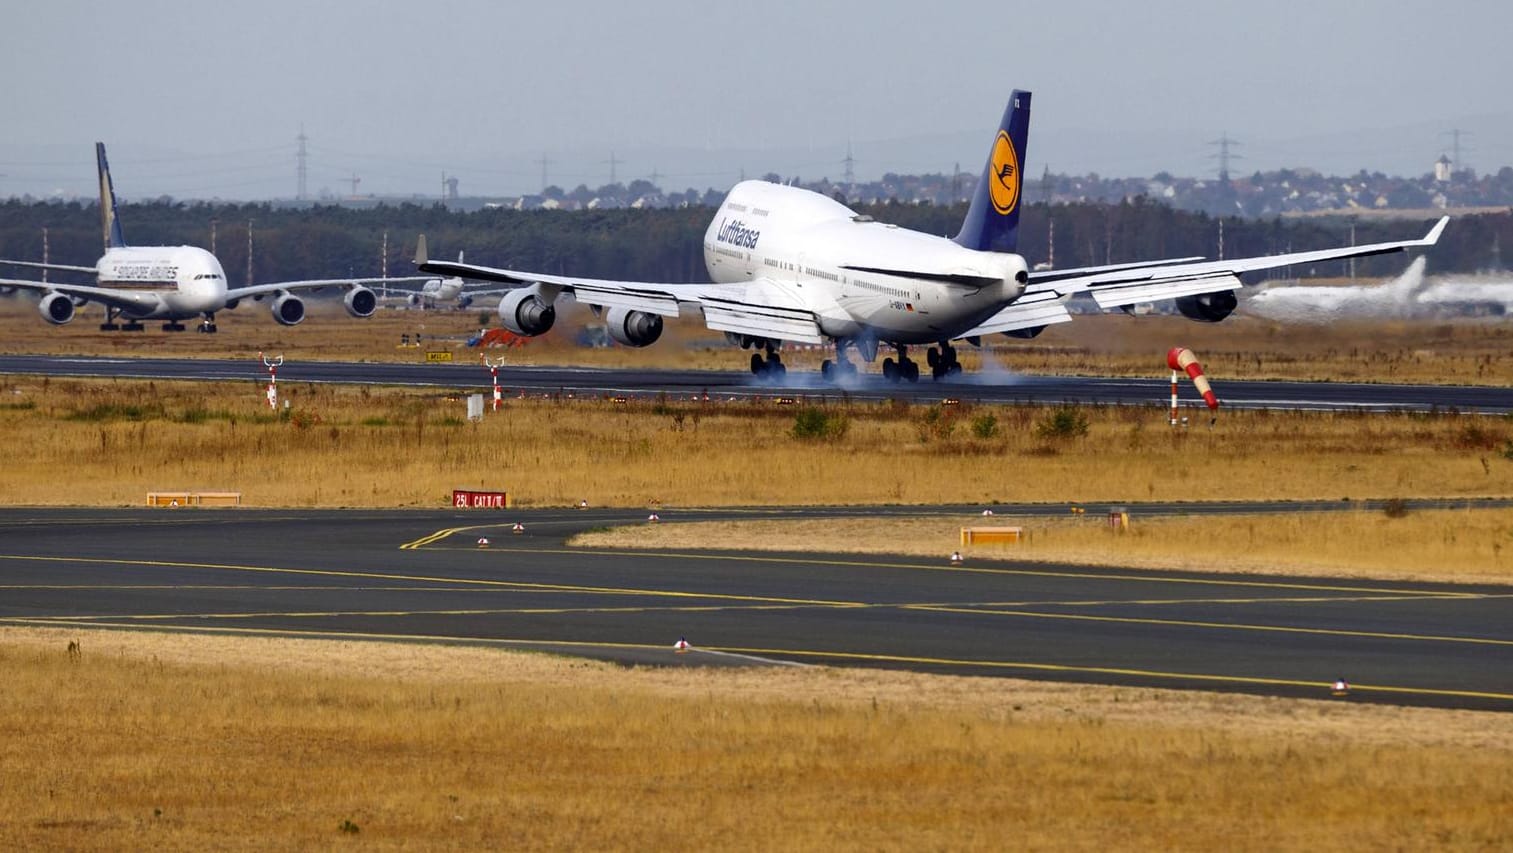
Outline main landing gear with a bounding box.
[927,343,963,380]
[879,343,961,382]
[881,344,920,383]
[98,305,145,332]
[819,340,858,381]
[749,343,786,379]
[198,312,218,333]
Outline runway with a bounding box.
[2,505,1509,712]
[2,353,1512,412]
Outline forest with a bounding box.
[0,194,1505,288]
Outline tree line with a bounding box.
[0,195,1504,288]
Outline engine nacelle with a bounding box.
[271,292,306,326]
[605,307,664,348]
[344,285,377,318]
[1175,290,1238,323]
[498,287,556,336]
[38,292,75,325]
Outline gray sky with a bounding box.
[4,0,1510,199]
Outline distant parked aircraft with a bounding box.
[0,144,423,332]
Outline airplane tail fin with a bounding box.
[953,90,1031,254]
[96,143,127,251]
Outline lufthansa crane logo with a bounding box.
[989,130,1020,215]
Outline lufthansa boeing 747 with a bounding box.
[416,91,1446,381]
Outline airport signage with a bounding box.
[452,489,510,509]
[426,350,454,363]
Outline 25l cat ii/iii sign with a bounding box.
[453,489,510,508]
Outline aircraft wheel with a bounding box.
[882,358,898,381]
[903,360,920,382]
[750,353,766,376]
[821,360,833,379]
[926,347,940,368]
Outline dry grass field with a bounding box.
[0,376,1508,508]
[1,294,1510,384]
[573,510,1513,585]
[2,627,1509,850]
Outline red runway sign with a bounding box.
[452,490,510,509]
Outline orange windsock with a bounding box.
[1166,347,1219,410]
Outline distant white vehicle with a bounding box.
[418,90,1447,381]
[0,144,423,332]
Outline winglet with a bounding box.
[1420,216,1449,246]
[414,234,429,265]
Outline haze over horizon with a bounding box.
[5,1,1511,201]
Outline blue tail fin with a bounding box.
[953,90,1031,253]
[96,142,126,251]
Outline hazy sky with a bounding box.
[5,0,1511,199]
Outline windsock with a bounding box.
[1166,347,1219,411]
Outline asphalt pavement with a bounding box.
[1,504,1509,711]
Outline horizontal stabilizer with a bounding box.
[839,265,1004,289]
[959,296,1073,338]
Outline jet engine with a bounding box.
[271,291,306,326]
[605,307,664,348]
[38,292,75,325]
[498,287,556,336]
[1175,290,1238,323]
[343,285,377,318]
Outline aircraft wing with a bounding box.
[0,277,166,313]
[1027,216,1448,310]
[225,276,431,301]
[415,236,825,344]
[0,259,100,275]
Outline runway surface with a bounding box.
[2,504,1509,712]
[3,353,1512,412]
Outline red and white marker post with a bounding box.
[1166,347,1219,425]
[482,354,506,412]
[260,352,283,411]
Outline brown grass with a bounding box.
[1,627,1509,850]
[0,377,1509,507]
[572,510,1513,584]
[2,296,1511,384]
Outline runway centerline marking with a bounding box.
[0,553,867,609]
[920,593,1510,608]
[5,617,1509,705]
[904,604,1513,646]
[23,603,831,622]
[418,543,1495,599]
